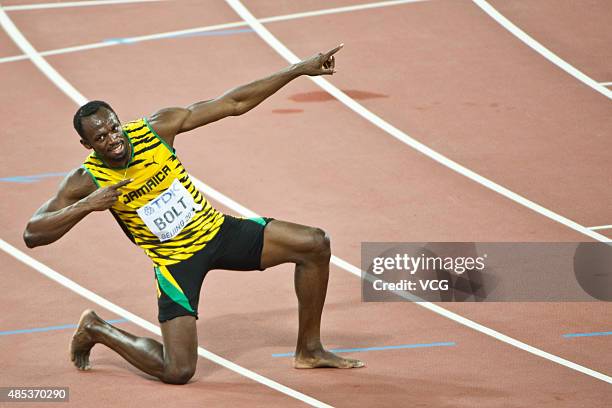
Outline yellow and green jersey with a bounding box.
[82,118,224,266]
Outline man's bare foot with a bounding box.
[69,309,100,371]
[294,349,365,369]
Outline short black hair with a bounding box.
[73,100,116,138]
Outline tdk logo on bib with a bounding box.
[137,178,203,242]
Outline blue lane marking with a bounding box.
[105,28,254,45]
[0,319,128,336]
[563,331,612,338]
[0,171,68,183]
[272,342,456,357]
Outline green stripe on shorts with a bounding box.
[248,216,266,226]
[154,266,194,313]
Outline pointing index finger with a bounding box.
[111,178,133,189]
[325,43,344,58]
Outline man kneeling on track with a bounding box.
[23,44,364,385]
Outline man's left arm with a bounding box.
[148,44,343,146]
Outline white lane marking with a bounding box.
[0,8,88,105]
[2,41,115,63]
[0,0,425,64]
[589,225,612,231]
[3,0,610,385]
[223,0,611,245]
[0,22,247,64]
[190,178,612,385]
[4,0,163,11]
[472,0,612,100]
[600,82,612,87]
[256,0,426,23]
[0,240,332,408]
[222,0,612,383]
[0,9,333,407]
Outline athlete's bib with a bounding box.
[137,178,203,242]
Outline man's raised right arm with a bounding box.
[23,168,131,248]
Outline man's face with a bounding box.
[80,107,129,163]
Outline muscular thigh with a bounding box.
[260,220,325,268]
[160,316,198,368]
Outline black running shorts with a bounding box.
[154,215,273,323]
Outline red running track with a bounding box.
[0,0,610,406]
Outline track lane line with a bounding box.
[0,8,333,407]
[0,7,87,105]
[2,0,611,385]
[588,225,612,231]
[272,342,457,357]
[0,319,128,336]
[4,0,163,11]
[220,0,612,383]
[222,0,611,245]
[563,331,612,338]
[0,0,426,64]
[0,240,332,408]
[472,0,612,100]
[191,178,612,384]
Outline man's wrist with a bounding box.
[75,197,95,214]
[289,62,306,77]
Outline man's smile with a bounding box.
[108,138,126,156]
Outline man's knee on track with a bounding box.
[305,227,331,261]
[161,365,196,385]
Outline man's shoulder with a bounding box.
[122,118,147,133]
[69,166,94,182]
[60,167,98,196]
